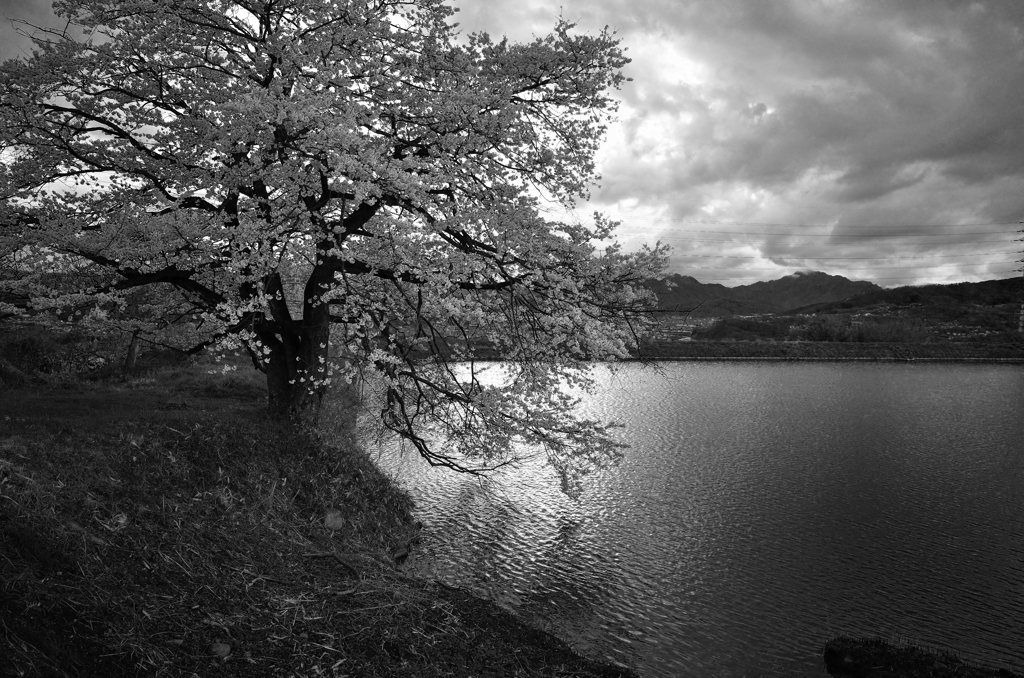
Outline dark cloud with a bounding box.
[4,0,1022,285]
[514,0,1024,284]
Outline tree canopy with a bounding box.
[0,0,667,493]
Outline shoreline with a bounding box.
[3,353,1022,677]
[633,339,1024,363]
[0,367,638,678]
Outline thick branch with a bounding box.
[69,250,227,309]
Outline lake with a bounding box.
[371,362,1024,677]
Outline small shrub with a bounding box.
[851,318,931,343]
[0,323,127,375]
[693,317,792,341]
[802,316,851,342]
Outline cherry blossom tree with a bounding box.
[0,0,666,491]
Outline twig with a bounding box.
[333,603,403,614]
[328,586,358,596]
[303,552,361,579]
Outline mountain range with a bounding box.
[789,276,1023,314]
[648,271,881,317]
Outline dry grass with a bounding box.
[0,363,637,678]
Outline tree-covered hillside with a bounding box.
[657,275,1024,344]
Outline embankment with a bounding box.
[0,366,636,678]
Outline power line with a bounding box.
[600,216,1023,229]
[679,262,1017,272]
[554,206,1024,232]
[610,226,1019,238]
[597,216,1024,284]
[671,251,1015,261]
[682,272,1020,282]
[625,235,1013,245]
[641,229,1010,237]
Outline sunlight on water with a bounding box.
[370,362,1024,677]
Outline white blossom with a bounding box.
[0,0,667,493]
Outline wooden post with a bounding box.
[1019,224,1023,334]
[123,330,141,376]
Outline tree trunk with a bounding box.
[259,250,359,427]
[264,348,298,417]
[263,335,331,420]
[258,317,337,422]
[122,330,141,377]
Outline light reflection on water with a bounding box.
[371,362,1024,677]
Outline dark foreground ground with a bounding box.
[0,362,636,678]
[3,356,1022,678]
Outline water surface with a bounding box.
[373,362,1024,677]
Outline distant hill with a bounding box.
[647,274,1024,344]
[648,271,880,317]
[789,276,1023,315]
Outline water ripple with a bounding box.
[376,362,1024,677]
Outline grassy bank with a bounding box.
[0,362,637,677]
[638,339,1024,361]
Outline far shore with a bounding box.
[634,339,1024,363]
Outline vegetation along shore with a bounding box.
[636,339,1024,362]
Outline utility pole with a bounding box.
[1019,223,1024,334]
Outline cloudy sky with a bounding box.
[4,0,1024,287]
